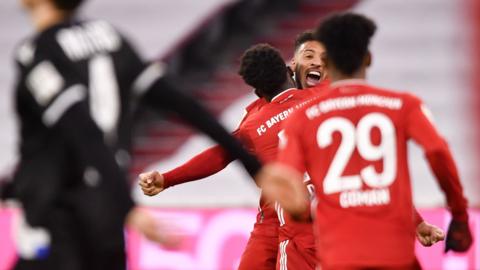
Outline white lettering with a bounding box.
[304,94,403,119]
[57,21,121,61]
[339,188,390,208]
[256,125,267,135]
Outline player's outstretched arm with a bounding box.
[162,145,235,187]
[138,71,261,179]
[138,144,235,196]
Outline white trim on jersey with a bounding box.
[275,201,286,226]
[132,62,166,96]
[279,239,289,270]
[42,84,87,126]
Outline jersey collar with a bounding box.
[270,88,297,103]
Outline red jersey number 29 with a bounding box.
[317,113,397,195]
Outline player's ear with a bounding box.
[290,58,296,69]
[365,51,372,67]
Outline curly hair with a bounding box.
[238,44,287,98]
[315,13,376,75]
[294,30,316,52]
[52,0,85,11]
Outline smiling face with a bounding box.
[291,40,327,89]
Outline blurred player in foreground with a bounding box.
[259,13,472,270]
[11,0,261,269]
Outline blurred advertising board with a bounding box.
[0,208,478,270]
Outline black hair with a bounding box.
[294,30,316,52]
[51,0,84,11]
[315,13,376,75]
[238,44,288,98]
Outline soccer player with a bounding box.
[234,45,319,270]
[259,13,472,270]
[12,0,261,269]
[289,30,327,89]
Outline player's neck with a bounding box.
[30,4,70,32]
[266,81,295,102]
[329,69,366,83]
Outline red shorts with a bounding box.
[238,223,278,270]
[276,238,316,270]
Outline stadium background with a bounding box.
[0,0,479,269]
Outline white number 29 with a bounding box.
[317,113,397,194]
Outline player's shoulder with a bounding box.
[245,97,267,113]
[366,85,423,108]
[235,97,267,130]
[38,19,124,62]
[272,88,310,105]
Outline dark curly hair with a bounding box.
[238,44,287,98]
[315,13,376,75]
[52,0,85,11]
[294,30,316,52]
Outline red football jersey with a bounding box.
[236,88,319,235]
[277,79,468,267]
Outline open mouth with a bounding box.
[305,71,322,87]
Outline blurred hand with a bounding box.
[126,207,182,249]
[416,221,445,247]
[257,163,308,219]
[138,171,164,196]
[445,219,473,253]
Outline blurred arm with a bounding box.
[259,113,309,218]
[135,67,261,178]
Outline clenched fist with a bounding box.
[416,221,445,247]
[138,171,165,196]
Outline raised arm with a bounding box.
[139,145,235,196]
